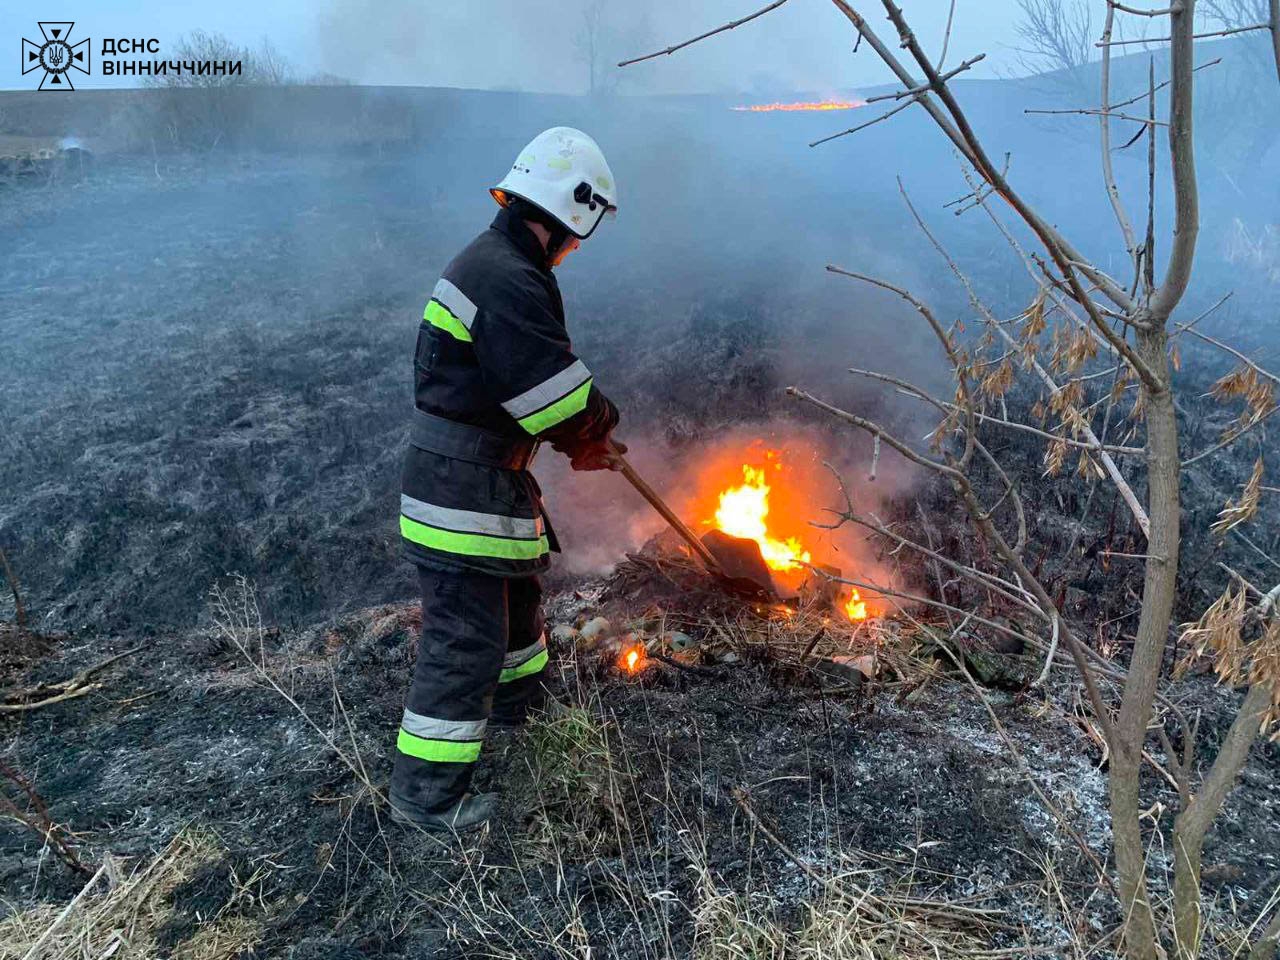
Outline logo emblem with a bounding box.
[21,22,90,90]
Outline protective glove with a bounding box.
[570,438,627,472]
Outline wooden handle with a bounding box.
[610,446,720,571]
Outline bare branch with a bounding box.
[828,0,1138,316]
[1169,290,1232,339]
[939,0,958,68]
[1181,405,1278,467]
[617,0,788,66]
[1025,107,1169,125]
[896,179,1154,537]
[1108,56,1221,110]
[862,54,986,104]
[810,96,920,147]
[1096,21,1271,43]
[1177,327,1280,385]
[813,566,1049,651]
[785,386,964,479]
[824,260,979,466]
[821,504,1047,618]
[1109,1,1181,15]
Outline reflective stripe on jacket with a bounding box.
[400,208,619,577]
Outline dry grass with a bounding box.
[521,658,635,861]
[0,829,262,960]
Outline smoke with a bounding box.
[309,0,1018,94]
[539,417,916,610]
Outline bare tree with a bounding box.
[575,0,609,95]
[145,30,292,150]
[1014,0,1096,89]
[622,3,1280,959]
[574,0,653,95]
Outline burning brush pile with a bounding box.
[552,439,904,684]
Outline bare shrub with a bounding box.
[620,3,1280,958]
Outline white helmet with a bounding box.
[491,127,618,240]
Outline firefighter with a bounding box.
[390,127,625,833]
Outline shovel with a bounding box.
[608,444,780,599]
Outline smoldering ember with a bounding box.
[1,3,1279,959]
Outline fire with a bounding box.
[731,99,866,112]
[622,646,643,673]
[843,588,868,621]
[714,464,810,572]
[704,448,876,623]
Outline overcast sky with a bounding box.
[4,1,1048,94]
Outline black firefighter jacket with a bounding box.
[399,207,619,577]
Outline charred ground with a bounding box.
[1,83,1278,958]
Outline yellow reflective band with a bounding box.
[499,648,548,683]
[424,300,472,343]
[397,729,482,763]
[516,379,593,435]
[400,515,549,561]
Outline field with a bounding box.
[1,81,1278,958]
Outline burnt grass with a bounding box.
[3,585,1277,958]
[2,146,1278,956]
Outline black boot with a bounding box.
[389,791,498,834]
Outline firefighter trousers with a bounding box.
[389,567,547,817]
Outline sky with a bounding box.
[4,0,1034,94]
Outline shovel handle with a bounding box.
[610,445,720,571]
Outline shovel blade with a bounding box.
[700,530,781,599]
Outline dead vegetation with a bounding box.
[0,830,265,960]
[620,2,1280,958]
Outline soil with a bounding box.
[2,563,1277,958]
[2,89,1278,959]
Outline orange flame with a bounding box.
[623,646,642,673]
[843,588,868,622]
[705,450,875,623]
[731,99,866,112]
[713,464,810,572]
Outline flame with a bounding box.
[731,99,866,112]
[843,588,868,622]
[623,646,642,673]
[704,449,877,623]
[713,464,810,572]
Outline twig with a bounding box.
[1109,1,1181,15]
[819,503,1045,618]
[890,184,1153,536]
[1169,291,1232,339]
[0,646,143,713]
[1034,613,1061,687]
[939,0,957,69]
[808,565,1049,652]
[618,0,789,66]
[1181,405,1278,467]
[786,386,963,479]
[868,434,881,481]
[1176,326,1280,385]
[1,760,90,876]
[19,859,110,960]
[1025,107,1169,125]
[810,95,920,146]
[1096,21,1270,44]
[1109,57,1220,111]
[862,54,986,104]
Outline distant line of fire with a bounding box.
[730,99,867,112]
